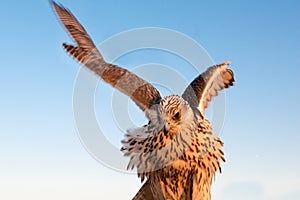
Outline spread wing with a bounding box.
[182,61,234,114]
[52,2,161,113]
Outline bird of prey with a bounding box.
[52,2,234,200]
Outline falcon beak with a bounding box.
[162,120,170,135]
[163,125,168,135]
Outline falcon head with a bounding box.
[158,95,196,137]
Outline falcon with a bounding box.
[52,2,235,200]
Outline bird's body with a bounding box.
[123,95,224,200]
[52,2,234,199]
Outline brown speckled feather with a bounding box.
[132,180,155,200]
[52,2,161,113]
[182,61,234,114]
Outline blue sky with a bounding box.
[1,0,300,199]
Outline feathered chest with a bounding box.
[121,116,225,200]
[121,116,224,179]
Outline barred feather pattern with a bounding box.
[182,61,234,115]
[122,96,197,179]
[52,1,161,114]
[121,95,225,199]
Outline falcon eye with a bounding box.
[173,112,180,120]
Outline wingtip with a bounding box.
[50,0,59,9]
[223,61,231,66]
[217,61,231,70]
[51,0,67,13]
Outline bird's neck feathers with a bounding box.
[122,109,198,178]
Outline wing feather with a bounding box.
[52,2,161,113]
[182,61,234,114]
[132,180,155,200]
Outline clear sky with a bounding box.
[1,0,300,200]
